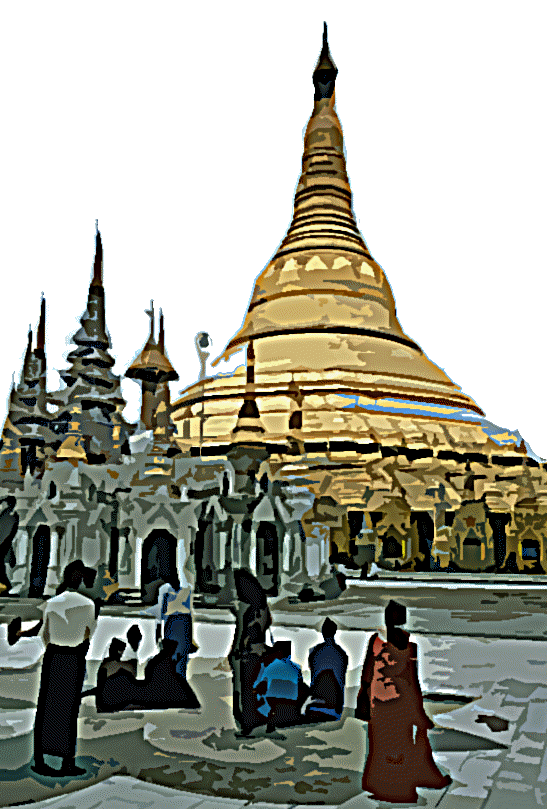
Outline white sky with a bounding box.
[0,2,546,457]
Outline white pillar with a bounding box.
[283,530,291,572]
[218,531,227,571]
[9,528,30,594]
[249,527,257,576]
[44,530,60,595]
[118,530,140,589]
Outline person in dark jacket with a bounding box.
[306,617,348,722]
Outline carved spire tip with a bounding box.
[36,294,46,352]
[158,308,165,353]
[145,301,155,343]
[313,20,337,100]
[92,222,103,285]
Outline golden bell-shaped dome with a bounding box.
[214,25,482,415]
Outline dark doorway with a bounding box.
[195,519,219,594]
[489,514,510,570]
[411,512,434,570]
[141,529,176,594]
[28,525,50,598]
[383,535,402,559]
[256,522,279,596]
[461,535,482,570]
[109,527,119,578]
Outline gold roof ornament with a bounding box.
[213,24,482,416]
[126,303,179,383]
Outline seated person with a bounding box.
[121,624,143,678]
[140,638,200,710]
[305,617,348,722]
[93,639,142,712]
[88,637,201,711]
[253,640,308,736]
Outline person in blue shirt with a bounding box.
[152,574,194,680]
[306,617,348,722]
[253,640,308,738]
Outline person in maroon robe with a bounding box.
[356,600,451,803]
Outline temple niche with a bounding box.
[0,27,546,608]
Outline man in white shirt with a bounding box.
[31,561,97,778]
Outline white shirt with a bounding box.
[146,583,192,624]
[40,590,97,647]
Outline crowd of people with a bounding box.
[6,561,451,802]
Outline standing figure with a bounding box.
[228,569,272,736]
[306,617,348,722]
[32,561,97,777]
[155,574,194,680]
[356,600,451,803]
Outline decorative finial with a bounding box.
[21,327,33,382]
[158,308,165,354]
[145,300,155,341]
[195,332,212,382]
[313,21,337,100]
[93,222,103,285]
[36,294,46,352]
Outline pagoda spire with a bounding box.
[313,22,338,100]
[21,327,33,384]
[36,294,45,356]
[272,22,368,261]
[158,308,165,354]
[216,22,374,362]
[0,297,54,478]
[125,305,178,430]
[145,301,156,349]
[58,223,121,406]
[92,220,103,287]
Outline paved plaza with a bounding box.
[0,579,546,807]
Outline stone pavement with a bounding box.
[26,674,543,809]
[2,581,547,807]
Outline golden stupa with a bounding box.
[174,24,488,449]
[172,25,545,578]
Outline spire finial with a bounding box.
[36,294,46,352]
[21,327,33,383]
[313,21,337,100]
[158,308,165,354]
[93,221,103,285]
[145,300,155,341]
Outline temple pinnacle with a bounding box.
[92,223,103,286]
[145,301,155,345]
[36,294,45,354]
[158,308,165,354]
[20,327,32,385]
[313,22,337,100]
